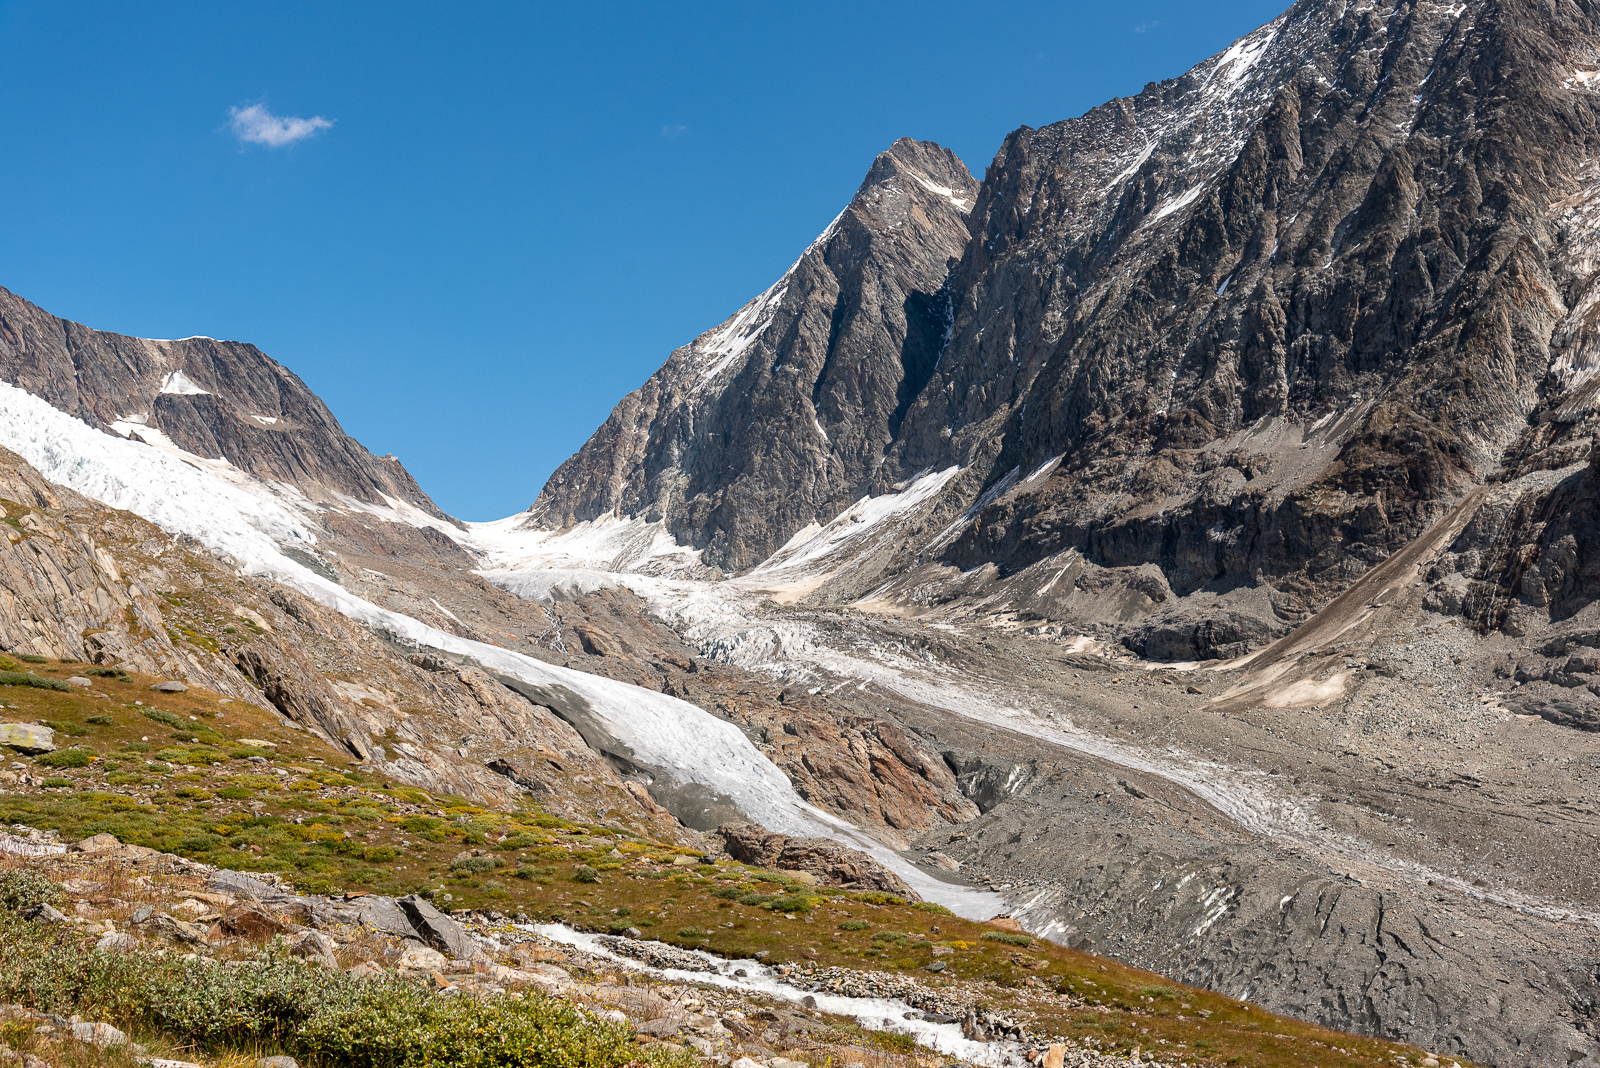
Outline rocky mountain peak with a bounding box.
[530,138,976,569]
[0,285,448,520]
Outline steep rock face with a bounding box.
[905,0,1600,609]
[0,286,446,518]
[537,0,1600,640]
[532,138,977,570]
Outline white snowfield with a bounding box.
[0,380,1000,918]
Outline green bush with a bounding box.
[85,667,128,679]
[981,931,1034,946]
[36,749,92,769]
[838,920,869,931]
[851,890,907,905]
[41,720,90,737]
[712,885,746,900]
[0,870,58,911]
[217,786,254,800]
[16,655,47,664]
[676,926,708,939]
[912,901,954,915]
[766,895,812,914]
[140,708,187,729]
[0,671,68,692]
[86,716,114,726]
[449,855,498,874]
[572,865,599,884]
[0,917,637,1068]
[40,778,77,789]
[871,930,915,947]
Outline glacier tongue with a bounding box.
[0,380,1002,919]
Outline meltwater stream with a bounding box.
[530,923,1023,1067]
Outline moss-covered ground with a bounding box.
[0,660,1467,1068]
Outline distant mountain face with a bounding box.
[535,0,1600,618]
[531,138,978,570]
[0,286,446,519]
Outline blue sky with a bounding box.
[0,0,1284,520]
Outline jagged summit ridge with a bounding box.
[531,137,977,569]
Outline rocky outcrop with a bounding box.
[714,821,915,896]
[0,286,446,518]
[532,138,977,571]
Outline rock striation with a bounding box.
[0,286,446,518]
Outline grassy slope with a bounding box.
[0,659,1465,1068]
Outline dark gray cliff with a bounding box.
[531,138,977,570]
[536,0,1600,630]
[0,286,448,518]
[912,0,1600,614]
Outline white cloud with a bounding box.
[660,124,688,139]
[228,103,333,148]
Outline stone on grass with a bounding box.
[68,1022,127,1048]
[635,1019,681,1038]
[0,724,54,755]
[257,1057,298,1068]
[71,833,121,852]
[395,943,449,972]
[1042,1044,1066,1068]
[65,677,91,689]
[94,932,138,953]
[20,903,65,924]
[346,961,387,979]
[285,930,338,969]
[151,681,188,693]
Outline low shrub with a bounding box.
[0,671,68,692]
[851,890,907,905]
[838,920,869,931]
[140,708,188,729]
[86,716,114,726]
[16,655,47,664]
[40,778,77,789]
[981,931,1034,946]
[85,667,128,679]
[572,865,600,884]
[766,895,812,914]
[676,926,708,939]
[41,720,90,737]
[0,871,58,912]
[449,855,498,874]
[35,749,92,769]
[712,885,746,900]
[0,916,637,1067]
[217,786,254,800]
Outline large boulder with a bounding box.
[354,896,417,940]
[0,723,54,755]
[397,895,481,960]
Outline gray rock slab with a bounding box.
[397,895,480,960]
[0,724,54,755]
